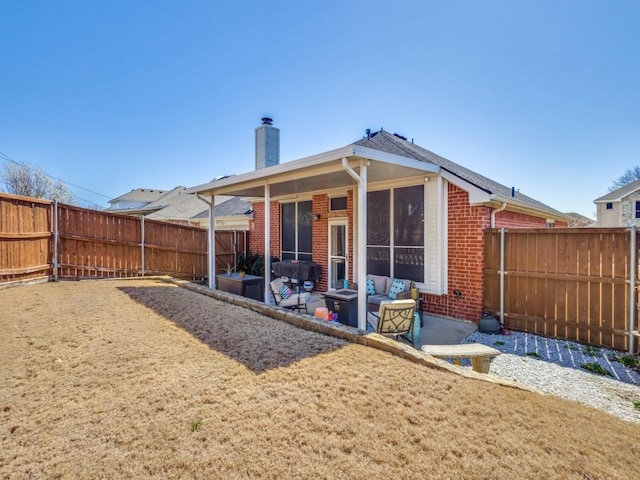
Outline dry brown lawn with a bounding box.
[1,279,639,479]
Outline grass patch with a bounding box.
[190,419,203,432]
[493,341,505,346]
[582,345,601,357]
[614,354,639,369]
[581,362,613,377]
[634,401,640,411]
[525,351,540,358]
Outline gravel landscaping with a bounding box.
[463,330,640,423]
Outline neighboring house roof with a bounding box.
[594,179,640,203]
[107,185,209,223]
[354,130,564,217]
[146,189,210,222]
[108,188,168,205]
[192,196,252,220]
[565,212,596,227]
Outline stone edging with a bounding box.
[163,277,541,394]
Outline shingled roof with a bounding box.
[353,130,564,216]
[594,179,640,203]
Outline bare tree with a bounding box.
[1,161,77,204]
[610,166,640,191]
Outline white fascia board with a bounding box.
[439,170,491,204]
[185,145,356,195]
[352,145,440,173]
[594,197,623,204]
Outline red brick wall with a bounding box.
[422,184,486,321]
[493,210,548,228]
[312,194,329,291]
[248,201,280,258]
[421,184,564,322]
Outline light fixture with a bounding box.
[424,177,430,183]
[313,213,321,221]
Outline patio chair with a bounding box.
[366,299,416,346]
[269,278,310,313]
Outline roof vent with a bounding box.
[261,117,273,126]
[393,133,407,141]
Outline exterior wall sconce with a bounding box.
[313,213,321,221]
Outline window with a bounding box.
[606,202,613,210]
[366,185,424,282]
[281,201,313,261]
[636,201,640,219]
[330,196,347,211]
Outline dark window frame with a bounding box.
[366,185,425,282]
[281,200,313,261]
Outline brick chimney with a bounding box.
[255,117,280,170]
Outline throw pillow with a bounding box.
[279,285,292,299]
[366,278,376,295]
[388,279,406,300]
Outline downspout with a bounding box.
[490,202,507,228]
[342,157,368,330]
[491,203,508,326]
[499,227,505,327]
[629,225,637,354]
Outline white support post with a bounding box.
[264,182,271,304]
[342,157,368,330]
[209,196,216,289]
[357,161,368,330]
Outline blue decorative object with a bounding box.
[366,278,376,295]
[388,279,406,300]
[279,285,292,299]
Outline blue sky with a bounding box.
[1,1,639,217]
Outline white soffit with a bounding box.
[186,145,440,198]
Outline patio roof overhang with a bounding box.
[186,144,440,331]
[185,145,441,198]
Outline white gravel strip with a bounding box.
[460,331,640,424]
[489,353,640,424]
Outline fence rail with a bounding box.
[0,193,248,285]
[484,228,639,352]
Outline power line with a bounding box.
[0,150,113,200]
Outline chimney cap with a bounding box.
[261,117,273,126]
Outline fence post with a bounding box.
[630,225,637,355]
[499,227,505,326]
[53,200,59,282]
[141,216,145,276]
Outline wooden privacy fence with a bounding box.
[484,227,639,353]
[0,193,249,284]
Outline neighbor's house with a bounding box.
[187,119,570,328]
[107,186,251,230]
[565,212,596,228]
[594,179,640,227]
